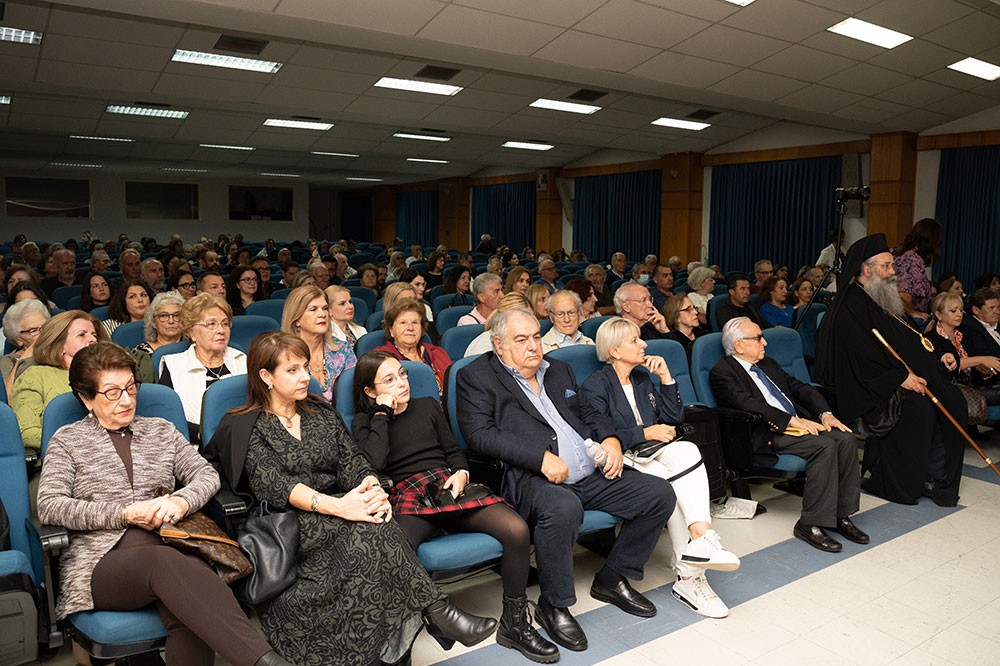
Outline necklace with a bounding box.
[204,365,227,380]
[272,408,297,428]
[890,313,935,352]
[106,426,130,439]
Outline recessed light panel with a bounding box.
[50,162,102,168]
[162,168,208,173]
[502,141,554,151]
[263,119,333,131]
[651,117,710,131]
[0,27,42,45]
[948,57,1000,81]
[106,105,188,119]
[393,132,451,142]
[311,151,359,158]
[407,158,449,164]
[70,135,134,142]
[172,49,282,73]
[0,95,10,105]
[346,177,383,182]
[722,0,755,6]
[529,98,601,115]
[259,172,300,178]
[827,18,912,49]
[374,77,462,96]
[199,143,255,151]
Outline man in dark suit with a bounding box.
[714,274,771,331]
[457,309,674,652]
[710,317,868,553]
[961,288,1000,359]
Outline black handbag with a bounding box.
[234,501,299,605]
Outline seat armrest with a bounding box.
[39,524,69,555]
[208,488,248,519]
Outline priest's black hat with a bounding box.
[838,233,889,292]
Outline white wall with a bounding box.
[914,150,941,222]
[0,172,310,243]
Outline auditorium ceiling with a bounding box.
[0,0,999,186]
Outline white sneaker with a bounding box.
[680,529,741,571]
[671,575,730,619]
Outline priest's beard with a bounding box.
[863,274,905,317]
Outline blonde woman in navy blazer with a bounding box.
[581,317,739,620]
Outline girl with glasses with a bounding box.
[225,266,264,316]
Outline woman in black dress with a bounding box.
[662,294,706,363]
[351,351,558,663]
[238,332,497,665]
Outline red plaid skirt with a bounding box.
[390,467,504,516]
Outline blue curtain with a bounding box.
[340,195,372,242]
[936,145,1000,288]
[709,156,841,275]
[574,170,661,262]
[396,190,439,248]
[471,181,536,253]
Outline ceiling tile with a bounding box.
[797,0,883,12]
[858,0,976,37]
[573,1,710,50]
[753,45,857,82]
[877,78,959,106]
[888,107,953,130]
[191,0,281,10]
[492,114,575,137]
[867,39,965,77]
[94,118,183,139]
[922,11,1000,53]
[420,106,509,129]
[46,9,183,47]
[276,0,446,36]
[532,31,660,72]
[922,67,992,91]
[170,126,255,144]
[672,25,790,67]
[447,89,529,113]
[800,31,886,61]
[639,0,739,22]
[0,55,38,82]
[777,84,865,112]
[607,95,686,116]
[451,0,607,28]
[417,6,563,57]
[254,86,357,113]
[342,96,438,122]
[722,0,844,42]
[468,73,560,97]
[271,65,374,93]
[923,91,998,117]
[12,97,105,120]
[308,136,381,153]
[36,61,159,94]
[245,130,321,150]
[575,107,651,130]
[628,52,740,88]
[7,114,97,134]
[153,73,267,103]
[709,70,809,102]
[833,99,911,123]
[0,2,50,30]
[288,45,401,75]
[41,34,172,72]
[821,63,914,96]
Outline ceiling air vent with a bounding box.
[686,109,719,121]
[292,115,323,121]
[213,34,269,56]
[419,128,448,134]
[414,65,461,81]
[567,88,606,102]
[133,101,172,108]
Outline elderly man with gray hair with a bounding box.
[710,317,866,553]
[541,290,595,353]
[458,273,505,326]
[615,282,669,340]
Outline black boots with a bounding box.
[422,599,498,650]
[496,595,560,663]
[254,650,297,666]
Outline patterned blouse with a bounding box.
[316,344,357,402]
[893,249,931,313]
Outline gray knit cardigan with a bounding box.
[37,414,220,619]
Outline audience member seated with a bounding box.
[607,252,628,283]
[959,288,1000,364]
[103,279,151,337]
[133,291,185,383]
[584,264,616,315]
[282,285,355,402]
[541,290,595,353]
[351,351,558,661]
[505,266,531,295]
[159,293,247,442]
[118,248,143,282]
[615,282,670,340]
[37,342,292,666]
[927,292,1000,409]
[375,299,451,393]
[166,270,198,301]
[458,274,503,326]
[423,251,447,291]
[791,276,814,314]
[892,218,941,324]
[563,278,600,320]
[0,264,38,313]
[486,256,504,277]
[758,276,794,328]
[629,262,652,287]
[525,284,550,321]
[715,274,771,332]
[7,281,55,314]
[89,250,112,274]
[277,260,300,288]
[307,261,331,290]
[648,265,675,311]
[937,275,964,298]
[1,299,50,399]
[816,228,845,270]
[750,259,773,295]
[582,317,739,618]
[816,234,965,507]
[198,270,227,297]
[502,250,519,268]
[290,270,317,290]
[686,267,716,327]
[74,270,108,314]
[12,310,105,458]
[974,272,1000,296]
[40,248,80,298]
[140,258,166,295]
[324,285,367,348]
[406,244,425,267]
[712,317,867,553]
[464,293,531,357]
[456,308,674,652]
[663,294,706,361]
[357,263,381,298]
[387,251,407,280]
[211,332,496,664]
[536,258,560,294]
[225,265,263,316]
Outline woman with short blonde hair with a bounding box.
[281,285,355,402]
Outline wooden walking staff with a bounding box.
[872,328,1000,480]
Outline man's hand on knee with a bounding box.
[541,451,569,484]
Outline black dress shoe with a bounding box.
[833,517,870,544]
[590,576,657,618]
[793,520,842,553]
[423,600,498,650]
[534,598,588,652]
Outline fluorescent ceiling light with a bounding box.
[827,18,912,49]
[0,96,10,105]
[374,77,462,96]
[393,132,451,142]
[407,158,449,164]
[651,117,710,131]
[529,98,601,115]
[264,118,333,131]
[70,135,134,142]
[721,0,755,6]
[172,49,282,74]
[50,162,102,168]
[106,104,188,119]
[502,141,554,151]
[948,57,1000,81]
[259,172,300,178]
[311,151,359,158]
[346,177,383,182]
[162,167,208,173]
[199,143,255,151]
[0,27,43,45]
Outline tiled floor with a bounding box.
[39,438,1000,665]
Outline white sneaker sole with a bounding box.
[670,587,730,619]
[679,554,741,572]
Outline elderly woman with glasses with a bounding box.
[374,298,451,393]
[686,267,716,328]
[662,294,706,362]
[541,290,594,353]
[0,299,51,400]
[133,291,186,383]
[158,293,247,442]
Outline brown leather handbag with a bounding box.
[160,511,253,584]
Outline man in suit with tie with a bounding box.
[457,308,674,652]
[710,317,868,553]
[960,288,1000,359]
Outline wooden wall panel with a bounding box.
[868,132,917,247]
[661,153,703,264]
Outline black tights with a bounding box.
[395,504,530,597]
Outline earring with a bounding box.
[265,383,273,390]
[87,409,93,418]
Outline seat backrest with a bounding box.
[440,324,483,361]
[444,355,479,449]
[707,296,725,332]
[200,375,323,444]
[349,252,374,269]
[270,288,293,300]
[246,300,286,324]
[373,297,384,313]
[545,345,603,384]
[436,306,474,335]
[365,311,383,333]
[643,339,699,405]
[762,327,811,383]
[51,284,82,310]
[690,332,725,408]
[335,361,437,426]
[230,315,280,351]
[347,286,376,310]
[354,330,432,357]
[580,315,613,341]
[90,305,110,321]
[352,297,370,325]
[795,302,827,359]
[41,384,190,459]
[152,341,192,381]
[110,320,145,349]
[432,293,474,318]
[0,402,38,582]
[67,295,82,309]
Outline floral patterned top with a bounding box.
[316,344,357,402]
[893,248,931,314]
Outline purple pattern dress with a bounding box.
[319,344,356,402]
[892,249,931,314]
